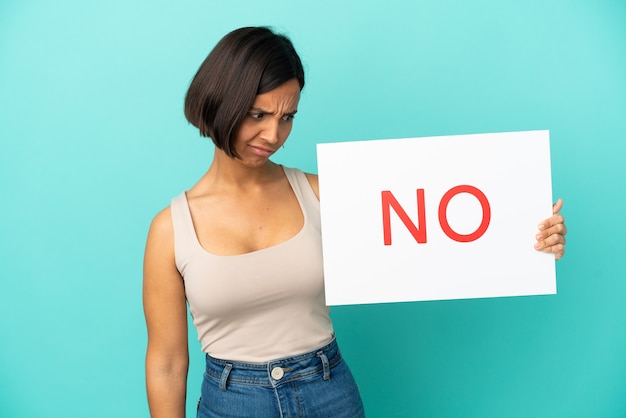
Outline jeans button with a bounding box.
[271,367,284,380]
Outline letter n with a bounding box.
[381,190,427,245]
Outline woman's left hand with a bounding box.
[535,198,567,260]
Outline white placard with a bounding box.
[317,130,556,306]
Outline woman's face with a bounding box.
[232,78,301,167]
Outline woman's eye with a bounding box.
[249,113,264,120]
[282,114,295,122]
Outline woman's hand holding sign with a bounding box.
[535,198,567,260]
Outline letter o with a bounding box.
[438,185,491,242]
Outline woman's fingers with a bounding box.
[535,199,567,260]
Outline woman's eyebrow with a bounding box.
[249,107,298,115]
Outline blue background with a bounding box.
[1,1,625,417]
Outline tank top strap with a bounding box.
[283,166,321,231]
[170,191,198,274]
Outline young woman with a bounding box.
[143,27,567,418]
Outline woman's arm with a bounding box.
[535,198,568,260]
[143,207,189,418]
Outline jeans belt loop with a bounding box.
[317,350,330,381]
[219,363,233,391]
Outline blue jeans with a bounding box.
[197,338,365,417]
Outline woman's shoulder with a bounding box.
[303,171,318,185]
[282,166,320,200]
[302,170,319,200]
[148,205,174,242]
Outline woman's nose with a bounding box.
[260,119,279,144]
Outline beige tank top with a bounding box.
[170,166,334,362]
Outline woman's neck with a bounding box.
[196,148,284,193]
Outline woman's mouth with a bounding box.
[248,145,274,157]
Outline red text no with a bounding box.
[381,185,491,245]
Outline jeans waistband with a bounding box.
[205,337,341,388]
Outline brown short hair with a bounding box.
[184,27,305,157]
